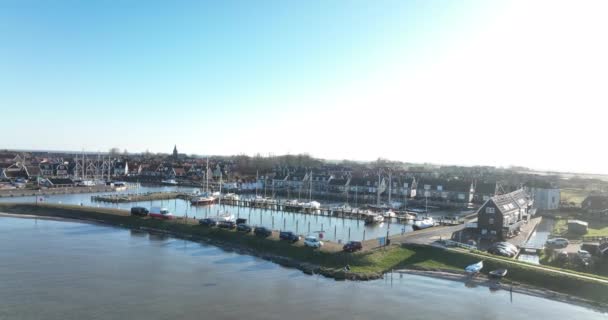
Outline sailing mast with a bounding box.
[206,157,209,193]
[308,171,312,202]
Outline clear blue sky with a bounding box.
[1,1,607,173]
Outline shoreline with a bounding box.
[1,203,607,312]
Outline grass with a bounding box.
[2,202,608,306]
[560,188,591,206]
[587,223,608,237]
[552,217,608,239]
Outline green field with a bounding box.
[587,223,608,237]
[560,188,591,206]
[552,218,608,238]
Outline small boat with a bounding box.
[489,269,508,279]
[465,261,483,274]
[302,201,321,210]
[191,192,216,205]
[412,217,435,230]
[364,214,384,225]
[383,210,397,218]
[400,213,416,220]
[331,204,351,212]
[161,179,178,185]
[221,193,240,201]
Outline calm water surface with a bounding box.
[0,186,411,241]
[0,217,605,320]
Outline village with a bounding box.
[1,146,607,279]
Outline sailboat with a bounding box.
[191,158,216,205]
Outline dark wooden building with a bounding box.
[477,189,533,241]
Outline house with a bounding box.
[582,195,608,217]
[477,189,532,241]
[173,167,187,178]
[46,178,75,188]
[113,162,129,176]
[530,187,560,210]
[55,163,69,177]
[3,164,30,180]
[39,163,55,177]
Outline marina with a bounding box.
[0,186,471,242]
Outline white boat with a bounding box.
[364,213,384,225]
[401,213,416,220]
[465,261,483,274]
[161,179,178,185]
[302,201,321,210]
[222,193,240,201]
[412,217,435,230]
[284,199,303,209]
[331,204,352,212]
[191,192,216,205]
[383,210,397,218]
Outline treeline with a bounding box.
[226,154,324,175]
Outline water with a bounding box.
[0,186,410,241]
[0,217,604,320]
[518,219,556,264]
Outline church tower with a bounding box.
[172,145,178,160]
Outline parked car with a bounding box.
[199,218,217,227]
[546,238,569,248]
[304,236,323,248]
[279,231,300,242]
[487,242,518,257]
[237,224,252,233]
[254,227,272,238]
[578,249,592,259]
[343,241,363,252]
[130,206,149,217]
[218,221,236,229]
[236,218,247,225]
[149,207,174,220]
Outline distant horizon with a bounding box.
[4,146,608,177]
[2,1,607,174]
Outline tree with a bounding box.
[109,147,120,156]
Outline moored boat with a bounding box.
[465,261,483,274]
[383,210,397,218]
[222,193,240,201]
[364,213,384,225]
[161,179,178,185]
[412,217,435,230]
[489,269,508,279]
[191,192,217,205]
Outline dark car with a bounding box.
[487,242,518,257]
[254,227,272,238]
[218,221,236,229]
[237,224,252,233]
[279,231,300,242]
[130,207,149,217]
[199,218,217,227]
[236,218,247,225]
[343,241,363,252]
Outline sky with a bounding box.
[1,1,607,174]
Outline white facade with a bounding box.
[531,188,560,210]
